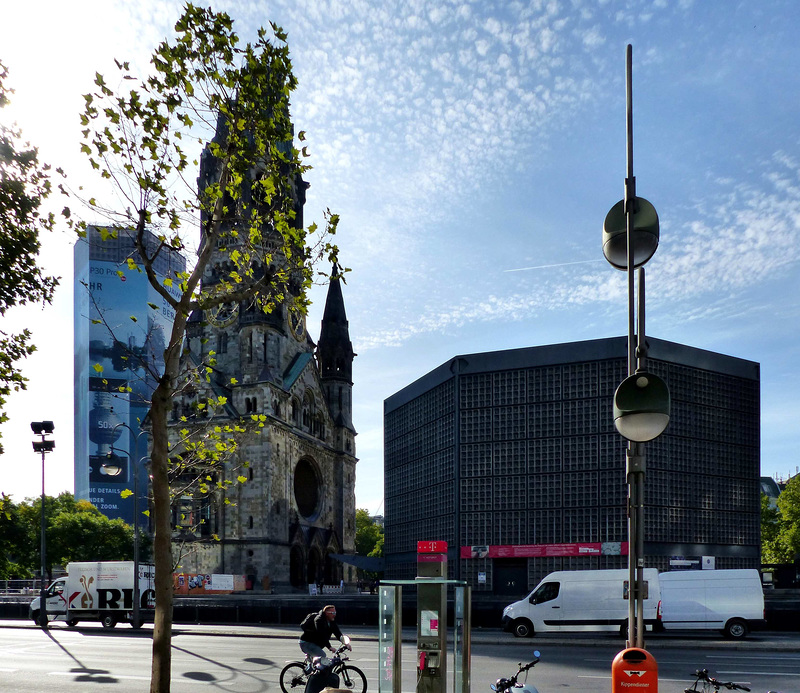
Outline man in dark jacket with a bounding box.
[299,605,349,660]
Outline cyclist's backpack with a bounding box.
[300,611,317,636]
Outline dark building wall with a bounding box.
[384,336,760,594]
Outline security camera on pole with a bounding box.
[604,45,670,693]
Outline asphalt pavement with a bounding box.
[2,619,798,651]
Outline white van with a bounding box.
[501,569,661,637]
[658,569,765,639]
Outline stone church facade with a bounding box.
[167,121,357,591]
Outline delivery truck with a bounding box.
[658,568,765,639]
[502,568,661,637]
[29,561,155,629]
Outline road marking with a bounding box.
[577,675,694,682]
[718,671,800,677]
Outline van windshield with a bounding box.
[529,582,559,604]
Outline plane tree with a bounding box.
[68,6,338,691]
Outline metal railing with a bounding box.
[0,579,48,598]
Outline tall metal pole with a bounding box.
[623,43,647,650]
[39,446,48,630]
[132,433,141,629]
[32,422,54,630]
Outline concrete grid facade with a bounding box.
[383,336,760,595]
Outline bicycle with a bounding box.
[280,642,367,693]
[685,669,750,693]
[685,669,783,693]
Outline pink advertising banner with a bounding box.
[460,541,629,559]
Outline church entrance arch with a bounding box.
[308,547,322,586]
[290,545,306,588]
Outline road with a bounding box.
[0,621,798,692]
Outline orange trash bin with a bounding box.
[612,648,658,693]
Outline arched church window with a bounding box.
[302,392,315,431]
[313,414,324,439]
[293,457,321,519]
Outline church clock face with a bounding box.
[207,301,240,328]
[289,308,306,341]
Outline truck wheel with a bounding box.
[724,618,747,639]
[101,615,117,629]
[30,610,39,625]
[66,618,79,627]
[512,618,534,638]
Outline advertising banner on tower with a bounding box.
[74,228,184,526]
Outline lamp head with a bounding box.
[602,197,660,269]
[31,421,55,435]
[613,371,670,442]
[32,440,56,453]
[100,462,124,477]
[101,450,124,477]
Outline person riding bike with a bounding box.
[299,605,350,693]
[299,605,350,659]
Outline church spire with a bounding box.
[318,265,355,431]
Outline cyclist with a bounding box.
[299,605,351,662]
[299,605,350,693]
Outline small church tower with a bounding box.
[317,265,356,450]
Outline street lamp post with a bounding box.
[602,45,671,651]
[31,421,55,630]
[103,423,148,629]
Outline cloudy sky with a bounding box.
[2,0,799,515]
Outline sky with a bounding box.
[2,0,800,517]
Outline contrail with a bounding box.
[504,259,604,273]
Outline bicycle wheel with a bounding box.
[339,664,367,693]
[279,662,309,693]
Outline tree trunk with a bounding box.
[149,311,187,693]
[149,375,175,693]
